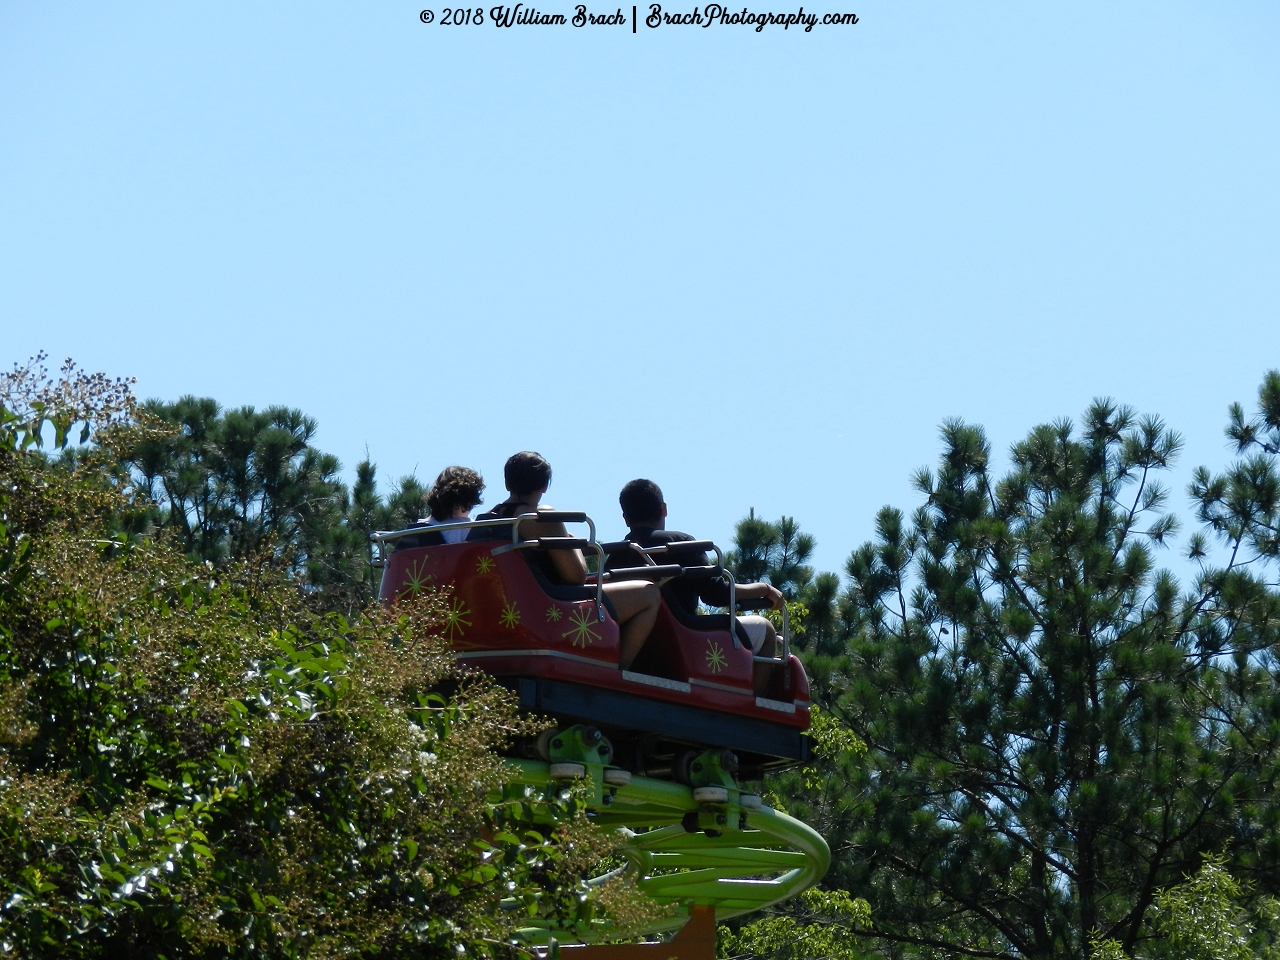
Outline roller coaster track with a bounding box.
[503,756,830,959]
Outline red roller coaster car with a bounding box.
[373,511,811,777]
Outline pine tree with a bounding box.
[728,511,816,599]
[802,570,844,654]
[730,508,777,584]
[798,379,1280,959]
[119,397,429,609]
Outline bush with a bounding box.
[0,362,622,958]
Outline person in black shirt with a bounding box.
[618,478,783,658]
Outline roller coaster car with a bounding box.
[373,511,811,779]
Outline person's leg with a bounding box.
[737,616,781,697]
[604,581,660,670]
[759,620,777,658]
[737,616,778,658]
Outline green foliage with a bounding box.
[762,601,809,646]
[348,461,429,549]
[120,396,371,600]
[787,379,1280,959]
[728,511,815,599]
[728,512,854,654]
[0,353,135,452]
[98,387,434,613]
[800,572,845,654]
[0,366,631,958]
[727,514,858,656]
[718,888,871,960]
[800,707,865,794]
[17,351,1280,960]
[1092,857,1280,960]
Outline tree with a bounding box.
[0,361,634,958]
[729,511,844,652]
[119,395,433,611]
[799,571,846,655]
[1092,857,1280,960]
[729,509,779,585]
[728,512,816,599]
[124,396,356,565]
[718,888,871,960]
[717,708,875,959]
[799,379,1280,959]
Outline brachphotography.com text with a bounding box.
[420,3,859,33]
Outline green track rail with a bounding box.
[504,757,830,946]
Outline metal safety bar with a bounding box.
[506,513,606,622]
[372,519,789,658]
[779,602,791,663]
[709,542,741,651]
[635,541,790,661]
[633,541,741,650]
[370,512,607,623]
[369,516,524,575]
[604,563,685,582]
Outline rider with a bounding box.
[619,478,784,658]
[480,452,661,671]
[424,466,485,542]
[394,465,484,549]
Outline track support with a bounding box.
[559,905,715,960]
[503,759,829,951]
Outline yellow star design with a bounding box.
[442,597,472,641]
[705,641,727,674]
[475,555,495,575]
[499,602,520,628]
[562,605,600,648]
[546,605,562,622]
[401,558,431,598]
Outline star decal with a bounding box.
[705,641,727,674]
[562,605,600,648]
[442,596,472,641]
[499,602,521,629]
[545,605,563,622]
[401,558,431,599]
[475,555,495,575]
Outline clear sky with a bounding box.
[2,2,1276,578]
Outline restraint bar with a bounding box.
[371,513,607,622]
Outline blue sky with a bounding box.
[1,2,1276,577]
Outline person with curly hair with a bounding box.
[423,465,485,543]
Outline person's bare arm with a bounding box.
[735,582,786,609]
[517,512,587,584]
